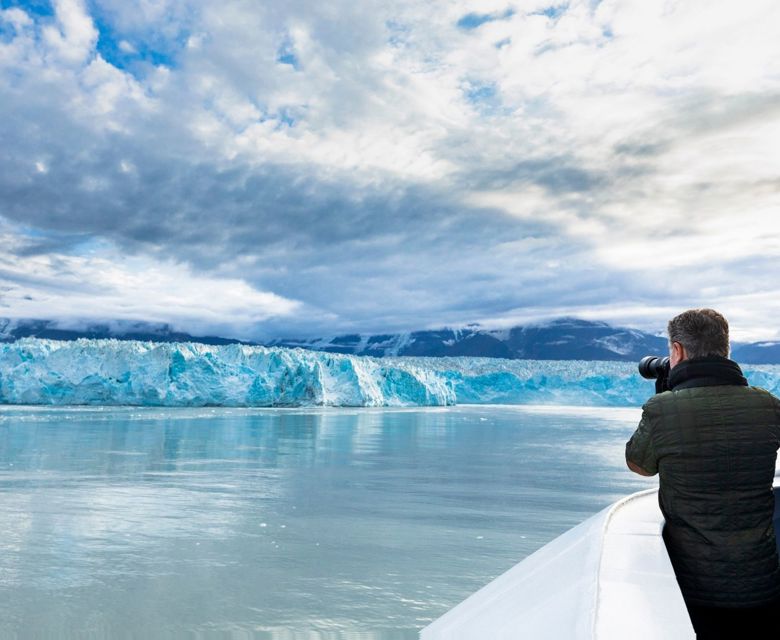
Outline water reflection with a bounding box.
[0,405,655,638]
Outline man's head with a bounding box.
[667,308,730,368]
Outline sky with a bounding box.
[0,0,779,342]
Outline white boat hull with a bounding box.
[422,485,780,639]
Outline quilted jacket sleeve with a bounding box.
[625,397,660,475]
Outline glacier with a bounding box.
[1,338,780,408]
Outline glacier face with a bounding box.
[1,338,779,408]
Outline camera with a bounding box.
[638,355,670,380]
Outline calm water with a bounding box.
[0,404,657,639]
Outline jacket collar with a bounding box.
[668,355,748,391]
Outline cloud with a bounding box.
[0,0,779,340]
[0,219,302,338]
[42,0,98,64]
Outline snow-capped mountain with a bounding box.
[2,316,778,363]
[731,341,780,365]
[267,318,670,361]
[266,318,780,363]
[0,317,243,346]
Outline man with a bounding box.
[626,308,780,639]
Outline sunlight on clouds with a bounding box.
[456,0,780,296]
[0,230,302,337]
[465,188,550,220]
[78,55,150,119]
[703,293,780,342]
[42,0,98,65]
[592,224,780,272]
[179,7,469,179]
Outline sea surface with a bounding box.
[0,404,657,638]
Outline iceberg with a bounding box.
[1,338,779,407]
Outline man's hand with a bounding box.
[627,459,655,477]
[655,375,670,394]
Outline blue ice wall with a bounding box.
[1,338,779,407]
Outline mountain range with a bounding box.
[1,316,779,363]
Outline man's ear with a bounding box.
[672,341,687,361]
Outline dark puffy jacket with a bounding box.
[626,356,780,608]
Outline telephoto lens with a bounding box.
[638,355,671,380]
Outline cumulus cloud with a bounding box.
[0,0,779,340]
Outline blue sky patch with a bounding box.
[276,36,300,70]
[466,83,497,103]
[534,4,569,19]
[277,51,299,68]
[16,223,53,239]
[457,8,514,30]
[251,105,299,129]
[91,12,180,74]
[464,81,506,116]
[0,0,54,17]
[0,14,18,42]
[95,35,177,71]
[386,20,410,48]
[276,107,297,128]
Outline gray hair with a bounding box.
[667,308,730,359]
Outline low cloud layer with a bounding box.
[1,0,779,341]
